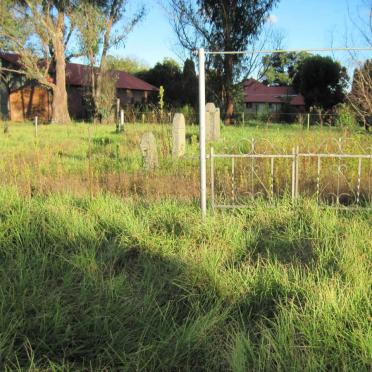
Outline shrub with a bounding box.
[335,103,357,129]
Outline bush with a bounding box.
[335,103,357,129]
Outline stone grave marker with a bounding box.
[140,132,158,170]
[205,103,220,141]
[172,113,186,158]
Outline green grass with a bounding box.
[0,187,371,370]
[0,121,371,370]
[0,121,370,202]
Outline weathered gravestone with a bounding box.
[140,132,158,170]
[172,113,186,158]
[205,103,220,142]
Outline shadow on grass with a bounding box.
[0,233,227,370]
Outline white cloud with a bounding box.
[267,14,279,24]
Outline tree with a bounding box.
[348,59,371,131]
[73,0,145,120]
[137,59,183,107]
[106,56,149,74]
[345,0,371,131]
[261,51,311,86]
[95,1,145,108]
[0,0,79,123]
[181,58,197,108]
[293,56,349,110]
[166,0,279,124]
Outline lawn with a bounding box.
[0,121,371,370]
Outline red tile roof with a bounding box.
[244,78,305,106]
[0,52,22,66]
[1,52,158,92]
[66,63,158,92]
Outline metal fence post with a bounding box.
[357,157,362,205]
[307,113,310,130]
[198,48,207,217]
[291,147,296,200]
[210,147,215,210]
[316,156,321,204]
[295,146,300,198]
[34,116,38,137]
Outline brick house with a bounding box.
[0,52,158,122]
[244,78,305,114]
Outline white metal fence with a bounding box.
[209,145,372,209]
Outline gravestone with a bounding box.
[172,113,186,158]
[140,132,158,170]
[205,102,215,142]
[212,107,221,141]
[205,103,220,142]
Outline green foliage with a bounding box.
[72,3,106,64]
[138,58,198,108]
[293,55,349,110]
[94,70,117,123]
[335,103,357,129]
[168,0,280,118]
[261,51,311,86]
[158,85,165,114]
[106,55,150,74]
[257,104,271,122]
[0,189,370,370]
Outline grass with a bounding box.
[0,121,371,370]
[0,188,370,370]
[0,121,370,202]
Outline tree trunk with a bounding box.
[51,11,70,124]
[96,17,113,105]
[224,55,234,125]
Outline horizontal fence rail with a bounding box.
[210,146,372,209]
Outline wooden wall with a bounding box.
[9,85,52,122]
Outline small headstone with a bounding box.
[205,102,215,142]
[140,132,158,170]
[205,103,220,141]
[172,113,186,158]
[212,108,221,141]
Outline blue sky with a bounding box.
[110,0,369,69]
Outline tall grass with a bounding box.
[0,122,370,202]
[0,187,370,370]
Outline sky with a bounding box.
[108,0,370,70]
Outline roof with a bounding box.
[244,78,305,106]
[66,63,158,92]
[0,52,22,67]
[0,52,158,92]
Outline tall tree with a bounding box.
[181,58,198,107]
[166,0,279,124]
[261,51,311,86]
[293,56,349,110]
[95,0,145,105]
[137,58,183,107]
[349,59,371,131]
[0,0,77,123]
[74,0,145,119]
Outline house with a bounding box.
[0,52,158,122]
[243,78,305,114]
